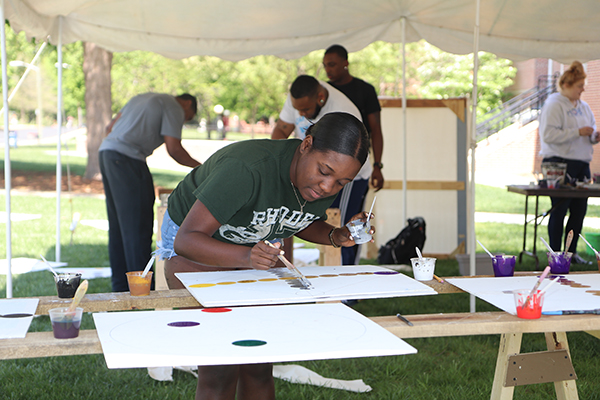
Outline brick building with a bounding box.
[477,59,600,183]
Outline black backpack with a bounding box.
[377,217,426,265]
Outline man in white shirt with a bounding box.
[272,75,372,265]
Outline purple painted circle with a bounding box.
[374,271,400,275]
[167,321,200,327]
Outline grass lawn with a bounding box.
[1,145,600,399]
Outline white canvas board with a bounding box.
[0,298,39,339]
[447,274,600,314]
[176,265,437,307]
[93,303,417,369]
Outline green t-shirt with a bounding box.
[168,139,336,246]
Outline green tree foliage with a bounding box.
[415,42,516,117]
[3,20,515,127]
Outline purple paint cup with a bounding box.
[492,254,516,277]
[547,251,572,274]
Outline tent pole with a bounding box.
[469,0,481,313]
[1,1,13,298]
[56,17,63,262]
[0,42,47,116]
[401,17,407,224]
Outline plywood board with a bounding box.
[93,303,418,368]
[0,298,39,339]
[176,265,437,307]
[447,274,600,315]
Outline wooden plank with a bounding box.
[371,312,600,339]
[505,350,575,387]
[155,205,168,291]
[379,97,467,122]
[4,312,599,361]
[441,99,466,122]
[585,330,600,340]
[545,332,579,400]
[379,98,447,108]
[383,180,465,191]
[318,208,341,266]
[0,330,102,360]
[34,289,200,315]
[490,333,522,400]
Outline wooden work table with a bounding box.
[2,273,599,400]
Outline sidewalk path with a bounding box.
[476,212,600,229]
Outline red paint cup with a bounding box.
[513,289,545,319]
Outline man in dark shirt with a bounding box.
[323,44,384,192]
[323,44,385,265]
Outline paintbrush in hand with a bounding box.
[264,241,313,289]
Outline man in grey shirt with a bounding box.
[99,93,201,292]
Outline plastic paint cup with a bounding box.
[126,271,153,296]
[346,219,372,245]
[410,257,436,281]
[492,255,516,277]
[54,273,82,298]
[49,307,83,339]
[547,252,572,274]
[513,289,545,319]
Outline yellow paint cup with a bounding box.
[126,271,153,296]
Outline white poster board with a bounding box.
[93,303,417,369]
[0,298,39,339]
[447,274,600,314]
[176,265,436,307]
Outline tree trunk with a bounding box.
[83,42,112,180]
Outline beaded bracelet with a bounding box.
[329,228,340,248]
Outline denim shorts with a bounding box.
[156,210,284,260]
[155,210,180,260]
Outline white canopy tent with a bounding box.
[4,0,600,63]
[2,0,600,299]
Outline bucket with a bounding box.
[455,254,494,276]
[585,233,600,256]
[541,162,567,186]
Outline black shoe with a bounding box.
[571,253,593,265]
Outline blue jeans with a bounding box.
[330,178,370,265]
[156,210,180,260]
[99,150,155,292]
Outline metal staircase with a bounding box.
[476,73,559,141]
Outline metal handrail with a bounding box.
[476,74,558,140]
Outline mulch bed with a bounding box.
[0,170,104,194]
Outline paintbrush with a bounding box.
[543,309,600,315]
[40,254,59,279]
[579,233,600,258]
[565,230,574,253]
[67,280,88,313]
[523,265,551,308]
[538,276,560,296]
[264,241,313,289]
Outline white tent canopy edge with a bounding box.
[4,0,600,63]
